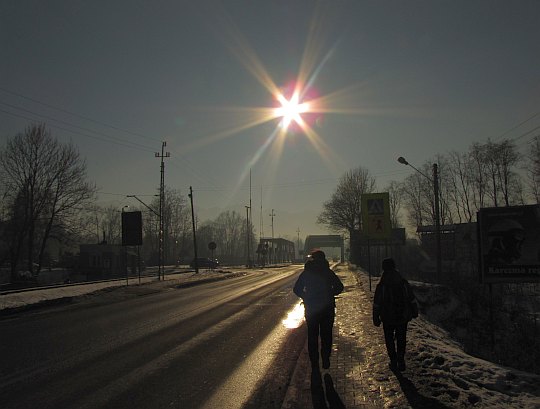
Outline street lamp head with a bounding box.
[397,156,409,165]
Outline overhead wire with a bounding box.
[0,87,162,143]
[0,88,226,190]
[0,103,156,152]
[493,110,540,141]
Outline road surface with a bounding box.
[0,267,306,409]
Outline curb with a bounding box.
[281,342,310,409]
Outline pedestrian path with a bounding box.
[282,266,410,409]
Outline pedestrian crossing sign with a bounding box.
[361,193,391,239]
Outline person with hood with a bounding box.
[293,250,344,370]
[372,258,418,371]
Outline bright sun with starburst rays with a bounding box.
[269,80,322,135]
[274,91,310,130]
[180,6,370,195]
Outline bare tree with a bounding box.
[469,142,488,210]
[525,135,540,203]
[471,139,522,208]
[401,170,431,228]
[161,188,190,263]
[446,150,475,223]
[317,166,377,235]
[197,210,253,264]
[0,124,95,275]
[385,180,403,228]
[496,139,521,206]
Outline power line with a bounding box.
[0,102,156,151]
[0,91,228,193]
[0,108,156,153]
[510,125,540,143]
[494,110,540,141]
[0,87,161,143]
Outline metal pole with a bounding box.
[155,142,170,280]
[269,209,275,265]
[249,169,252,267]
[189,186,199,274]
[398,157,442,283]
[297,227,300,261]
[137,245,141,285]
[368,238,372,292]
[433,163,442,283]
[245,205,250,267]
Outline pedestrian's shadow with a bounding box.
[324,374,346,409]
[392,369,452,409]
[310,369,346,409]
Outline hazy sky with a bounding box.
[1,1,540,241]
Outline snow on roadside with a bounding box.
[355,270,540,409]
[407,317,539,408]
[0,269,248,312]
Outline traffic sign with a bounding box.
[361,193,391,240]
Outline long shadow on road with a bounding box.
[393,369,452,409]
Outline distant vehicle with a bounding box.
[190,258,219,268]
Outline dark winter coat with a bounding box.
[293,259,344,316]
[373,268,417,326]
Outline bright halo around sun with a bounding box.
[272,82,320,133]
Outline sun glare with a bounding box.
[274,92,310,129]
[185,6,352,194]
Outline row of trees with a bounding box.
[0,124,258,276]
[80,191,256,266]
[2,123,538,277]
[317,137,540,243]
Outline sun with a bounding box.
[274,91,311,129]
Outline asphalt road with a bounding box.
[0,267,307,409]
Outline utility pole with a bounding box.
[296,227,300,262]
[245,205,251,267]
[188,186,199,274]
[249,169,252,267]
[259,186,264,240]
[433,163,442,283]
[269,209,275,265]
[155,142,170,280]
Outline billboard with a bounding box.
[478,205,540,283]
[122,211,143,246]
[361,193,392,240]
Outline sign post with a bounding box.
[361,193,392,290]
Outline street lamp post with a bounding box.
[245,205,251,267]
[398,157,442,282]
[269,209,275,265]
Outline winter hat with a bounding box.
[382,258,396,271]
[311,250,326,260]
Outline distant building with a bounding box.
[257,237,295,265]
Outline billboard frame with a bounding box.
[478,204,540,284]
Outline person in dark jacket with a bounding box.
[372,258,418,371]
[293,250,344,370]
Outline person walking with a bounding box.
[372,258,418,371]
[293,250,344,371]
